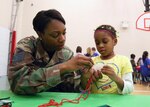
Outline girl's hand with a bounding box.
[101,65,117,81]
[91,69,103,82]
[82,67,103,82]
[84,68,102,82]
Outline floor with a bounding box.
[131,81,150,95]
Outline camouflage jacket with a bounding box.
[8,36,77,94]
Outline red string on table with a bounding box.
[38,75,93,107]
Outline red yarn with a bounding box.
[38,76,93,107]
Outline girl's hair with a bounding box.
[86,47,93,56]
[95,25,117,38]
[33,9,65,33]
[142,51,149,62]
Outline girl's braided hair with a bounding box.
[95,25,117,38]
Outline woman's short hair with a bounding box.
[33,9,66,33]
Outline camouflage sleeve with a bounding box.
[8,37,62,95]
[8,49,62,95]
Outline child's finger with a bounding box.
[92,75,97,82]
[93,71,99,79]
[97,70,103,79]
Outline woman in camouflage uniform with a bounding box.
[8,9,93,95]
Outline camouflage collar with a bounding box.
[35,38,73,66]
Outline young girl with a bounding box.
[81,25,134,94]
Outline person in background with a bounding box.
[74,46,83,90]
[130,54,137,84]
[140,51,150,82]
[92,47,99,57]
[81,25,134,94]
[137,57,142,67]
[8,9,93,95]
[84,47,93,57]
[136,57,142,83]
[76,46,82,54]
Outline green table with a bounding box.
[0,90,150,107]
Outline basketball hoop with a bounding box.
[136,12,150,31]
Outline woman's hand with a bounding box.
[64,54,93,72]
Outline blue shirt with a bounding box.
[140,58,150,76]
